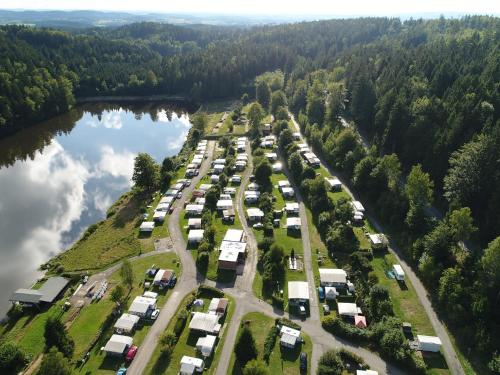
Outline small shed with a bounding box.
[140,222,155,232]
[189,312,221,334]
[417,335,442,352]
[369,233,388,249]
[188,218,202,229]
[216,199,233,211]
[188,230,205,244]
[280,325,301,348]
[285,202,300,215]
[196,335,217,358]
[393,264,405,281]
[286,217,301,230]
[319,268,347,288]
[355,315,367,329]
[103,334,133,356]
[114,313,140,334]
[337,302,362,317]
[325,177,342,191]
[180,355,205,375]
[288,281,309,304]
[247,208,265,222]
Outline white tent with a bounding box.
[325,287,338,300]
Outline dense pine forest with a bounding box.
[0,16,499,372]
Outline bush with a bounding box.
[196,252,209,272]
[262,326,279,362]
[173,309,188,337]
[276,317,301,330]
[321,316,369,343]
[0,342,28,373]
[338,348,368,369]
[258,237,274,252]
[197,285,224,298]
[318,349,344,375]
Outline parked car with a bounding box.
[252,223,263,229]
[300,352,307,371]
[117,367,127,375]
[168,276,177,288]
[299,305,306,316]
[125,345,138,361]
[317,286,325,301]
[322,304,330,314]
[151,309,160,320]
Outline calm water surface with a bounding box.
[0,103,192,317]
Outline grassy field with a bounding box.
[144,289,235,375]
[228,312,312,375]
[71,252,180,374]
[56,192,155,272]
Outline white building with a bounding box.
[288,281,309,305]
[186,204,204,216]
[280,325,301,348]
[393,264,405,281]
[216,199,233,211]
[286,217,301,230]
[188,229,205,244]
[417,335,442,352]
[223,229,245,242]
[180,355,205,375]
[189,312,221,334]
[103,334,133,356]
[114,313,140,334]
[129,296,156,317]
[325,177,342,191]
[319,268,348,288]
[337,302,362,317]
[188,218,202,229]
[140,221,155,232]
[196,335,217,358]
[247,208,265,222]
[285,202,299,215]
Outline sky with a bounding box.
[0,0,498,16]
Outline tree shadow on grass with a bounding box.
[151,351,172,375]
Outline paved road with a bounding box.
[290,114,465,375]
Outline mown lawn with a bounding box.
[71,252,180,374]
[228,312,312,375]
[56,192,155,272]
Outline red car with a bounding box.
[125,345,138,362]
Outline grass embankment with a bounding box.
[54,191,156,272]
[228,312,312,375]
[251,169,305,308]
[144,288,235,375]
[72,252,180,375]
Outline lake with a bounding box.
[0,103,193,318]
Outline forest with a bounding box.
[0,16,499,371]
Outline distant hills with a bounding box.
[0,9,497,29]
